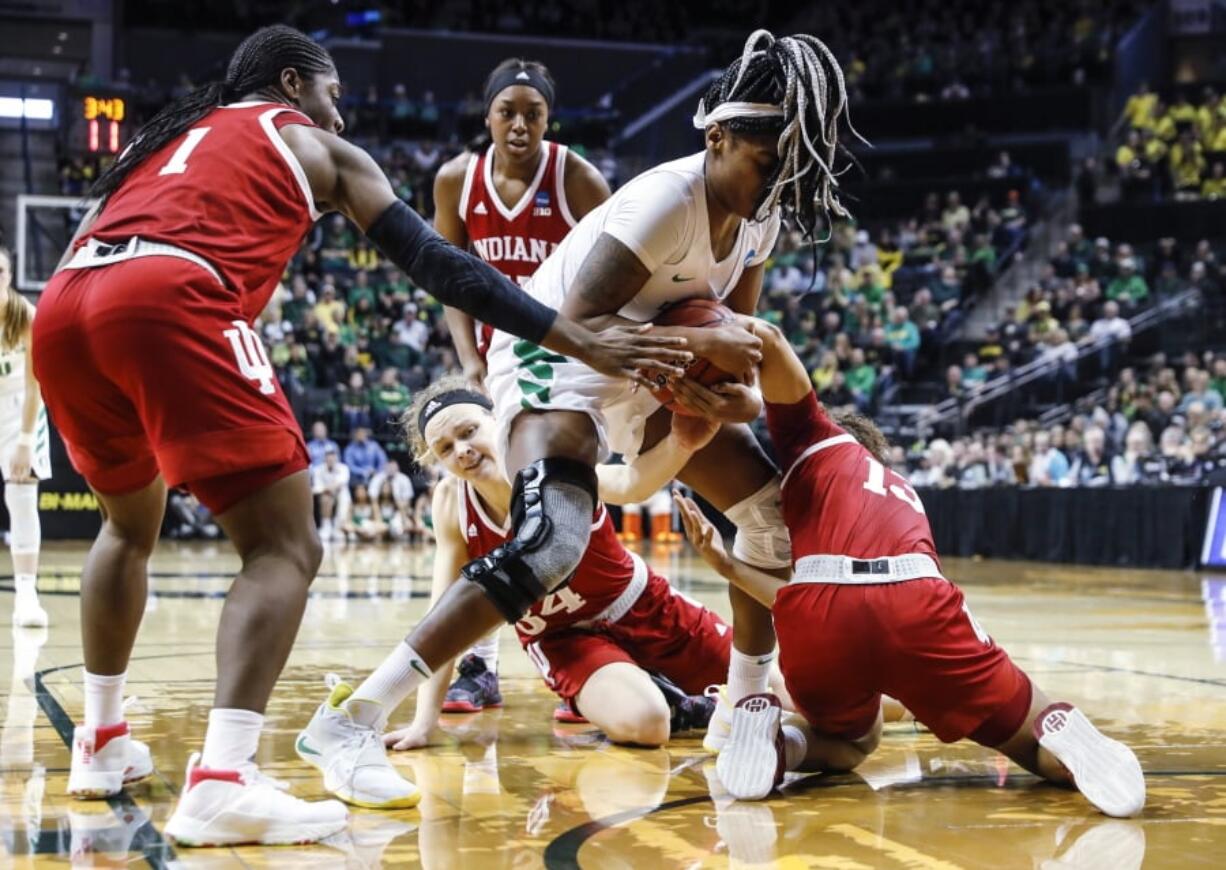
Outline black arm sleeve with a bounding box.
[365,200,556,345]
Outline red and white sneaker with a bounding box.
[164,752,348,847]
[715,694,786,801]
[1034,703,1146,818]
[67,722,154,798]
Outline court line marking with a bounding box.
[1013,655,1226,688]
[542,767,1226,868]
[32,656,179,868]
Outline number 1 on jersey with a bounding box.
[158,127,211,176]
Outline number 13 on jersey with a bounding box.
[862,457,926,514]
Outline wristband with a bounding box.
[16,432,35,449]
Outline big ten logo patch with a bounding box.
[40,491,99,511]
[223,320,276,395]
[533,191,552,217]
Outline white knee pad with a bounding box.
[4,483,41,556]
[725,479,791,570]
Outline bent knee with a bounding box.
[602,708,671,747]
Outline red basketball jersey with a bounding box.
[458,141,575,355]
[84,101,320,321]
[766,392,939,563]
[456,479,636,637]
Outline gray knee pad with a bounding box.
[462,458,597,622]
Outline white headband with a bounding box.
[692,100,785,129]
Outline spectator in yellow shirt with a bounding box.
[1170,128,1206,199]
[313,284,346,334]
[1119,83,1157,131]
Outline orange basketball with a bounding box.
[644,298,738,416]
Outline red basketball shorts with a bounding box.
[522,572,733,703]
[33,257,307,514]
[773,578,1030,743]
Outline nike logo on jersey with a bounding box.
[473,201,488,215]
[744,248,757,266]
[671,274,694,283]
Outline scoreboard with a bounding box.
[69,92,129,155]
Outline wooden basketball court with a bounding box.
[1,540,1223,867]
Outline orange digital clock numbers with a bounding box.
[82,95,126,122]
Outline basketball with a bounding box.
[645,298,738,415]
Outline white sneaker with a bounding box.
[164,752,348,847]
[715,694,786,801]
[297,676,420,809]
[67,722,154,798]
[702,685,734,754]
[12,595,47,628]
[1035,703,1146,818]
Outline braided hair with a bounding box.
[91,25,334,201]
[700,29,864,240]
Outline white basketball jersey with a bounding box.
[521,151,781,321]
[1,327,29,403]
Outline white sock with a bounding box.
[83,671,126,729]
[352,641,433,725]
[727,648,775,703]
[15,575,37,600]
[782,725,808,771]
[201,708,264,770]
[470,631,500,674]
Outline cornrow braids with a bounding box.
[91,24,334,201]
[701,29,865,241]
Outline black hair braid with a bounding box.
[91,24,333,201]
[702,29,864,241]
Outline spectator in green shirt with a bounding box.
[962,352,988,387]
[371,367,411,431]
[885,306,921,377]
[846,348,877,411]
[1106,257,1149,307]
[282,275,314,327]
[349,270,377,309]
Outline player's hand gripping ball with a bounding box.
[642,298,738,416]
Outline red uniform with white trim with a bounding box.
[458,480,731,703]
[766,391,1030,744]
[458,141,574,357]
[33,102,317,513]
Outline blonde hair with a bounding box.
[400,373,484,463]
[0,248,33,352]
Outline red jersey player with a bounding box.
[434,58,610,387]
[298,377,732,769]
[676,319,1146,819]
[32,26,687,848]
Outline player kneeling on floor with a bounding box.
[676,318,1145,819]
[296,377,731,807]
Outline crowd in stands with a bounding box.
[792,0,1147,102]
[1110,83,1226,203]
[756,188,1029,412]
[903,348,1226,489]
[889,225,1226,489]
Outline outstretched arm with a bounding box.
[741,318,813,405]
[8,320,43,481]
[675,493,788,607]
[282,125,690,385]
[596,415,718,505]
[386,479,467,750]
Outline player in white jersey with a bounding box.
[484,31,861,724]
[0,247,51,627]
[279,35,861,796]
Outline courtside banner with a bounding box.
[1200,487,1226,568]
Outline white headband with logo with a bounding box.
[692,100,785,129]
